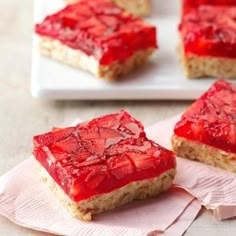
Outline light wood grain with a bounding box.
[0,0,235,235]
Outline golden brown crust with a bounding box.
[38,36,155,81]
[172,134,236,173]
[179,42,236,79]
[112,0,150,16]
[64,0,151,16]
[38,163,176,221]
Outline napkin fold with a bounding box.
[147,115,236,220]
[0,158,200,236]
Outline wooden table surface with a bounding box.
[0,0,235,235]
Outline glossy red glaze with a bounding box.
[174,80,236,154]
[179,5,236,58]
[35,0,157,65]
[33,110,175,201]
[183,0,236,13]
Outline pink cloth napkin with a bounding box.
[0,157,200,235]
[147,115,236,220]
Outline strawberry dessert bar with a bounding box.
[64,0,151,17]
[35,0,157,80]
[179,5,236,78]
[33,110,176,220]
[172,80,236,172]
[183,0,236,13]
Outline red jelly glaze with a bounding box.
[35,0,157,65]
[174,79,236,154]
[33,110,175,202]
[179,5,236,58]
[183,0,236,13]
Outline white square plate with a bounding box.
[31,0,232,100]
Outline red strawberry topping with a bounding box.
[179,5,236,58]
[174,80,236,154]
[33,110,175,201]
[35,0,157,65]
[183,0,236,13]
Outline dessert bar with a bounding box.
[172,80,236,172]
[179,5,236,78]
[33,110,176,220]
[35,0,157,80]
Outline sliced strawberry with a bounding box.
[72,147,93,163]
[82,139,106,155]
[78,127,101,140]
[84,165,107,190]
[87,24,108,37]
[74,156,101,168]
[105,138,148,156]
[33,147,48,165]
[127,152,156,171]
[92,114,119,129]
[99,15,120,31]
[52,127,75,142]
[33,132,53,147]
[107,154,135,180]
[99,127,121,139]
[53,135,78,153]
[70,179,86,200]
[79,17,100,30]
